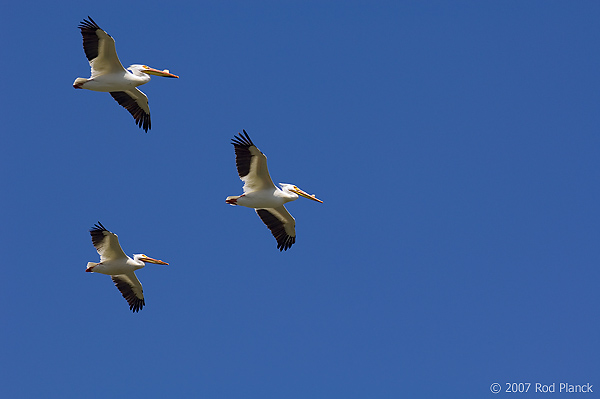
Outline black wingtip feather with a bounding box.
[78,16,101,31]
[231,130,254,147]
[256,209,296,251]
[231,130,257,178]
[109,91,151,132]
[112,276,145,313]
[90,221,109,247]
[78,16,107,62]
[91,221,107,232]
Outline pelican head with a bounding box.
[279,183,323,203]
[134,254,169,265]
[128,64,179,78]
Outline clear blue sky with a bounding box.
[1,1,599,397]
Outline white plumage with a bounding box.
[226,130,323,251]
[73,17,179,132]
[86,222,168,312]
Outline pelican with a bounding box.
[86,222,168,312]
[73,17,179,132]
[226,130,323,251]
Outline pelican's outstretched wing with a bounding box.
[90,222,127,262]
[110,89,151,132]
[111,272,145,313]
[232,131,275,193]
[78,16,125,78]
[256,206,296,251]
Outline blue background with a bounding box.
[1,1,599,397]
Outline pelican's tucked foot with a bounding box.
[73,77,88,89]
[226,194,245,205]
[86,267,94,272]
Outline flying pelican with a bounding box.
[73,17,179,132]
[226,130,323,251]
[86,222,168,312]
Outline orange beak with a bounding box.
[142,67,179,78]
[140,256,169,265]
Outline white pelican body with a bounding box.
[226,131,323,251]
[75,68,151,92]
[234,187,293,209]
[86,222,168,312]
[88,253,146,275]
[74,17,179,132]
